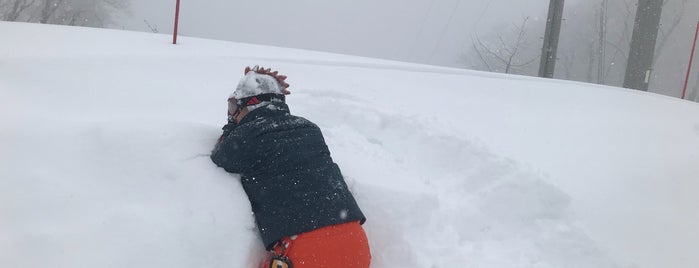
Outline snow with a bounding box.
[1,21,699,268]
[232,71,283,99]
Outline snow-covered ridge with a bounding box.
[1,21,698,268]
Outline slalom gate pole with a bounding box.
[681,21,699,99]
[173,0,181,44]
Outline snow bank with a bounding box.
[1,22,698,267]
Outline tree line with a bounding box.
[467,0,699,101]
[0,0,128,28]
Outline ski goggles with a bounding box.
[228,93,286,117]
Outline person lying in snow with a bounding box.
[211,66,370,268]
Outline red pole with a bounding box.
[172,0,181,44]
[681,21,699,99]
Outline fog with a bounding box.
[114,0,554,67]
[62,0,699,99]
[4,0,696,97]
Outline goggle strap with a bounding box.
[237,93,286,108]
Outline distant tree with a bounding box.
[37,0,63,24]
[144,19,158,33]
[560,0,696,96]
[462,0,697,98]
[468,17,540,75]
[653,0,688,65]
[0,0,34,21]
[577,0,635,85]
[0,0,129,27]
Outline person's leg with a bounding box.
[284,221,371,268]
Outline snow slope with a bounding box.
[1,22,698,268]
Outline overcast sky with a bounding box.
[115,0,565,68]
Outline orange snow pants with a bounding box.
[261,221,371,268]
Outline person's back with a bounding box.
[211,66,371,268]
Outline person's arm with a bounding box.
[211,124,246,173]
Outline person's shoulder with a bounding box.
[285,114,319,129]
[239,105,319,132]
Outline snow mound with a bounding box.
[2,22,699,267]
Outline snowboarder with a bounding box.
[211,66,370,268]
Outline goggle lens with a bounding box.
[228,98,238,115]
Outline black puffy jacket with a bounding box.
[211,102,365,250]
